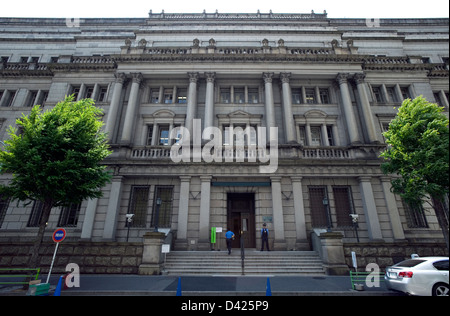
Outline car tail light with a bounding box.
[398,271,413,278]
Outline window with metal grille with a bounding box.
[309,187,329,228]
[152,186,173,228]
[333,187,354,227]
[402,200,428,228]
[0,195,10,228]
[27,201,44,227]
[58,203,80,227]
[127,186,150,227]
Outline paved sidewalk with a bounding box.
[0,274,403,296]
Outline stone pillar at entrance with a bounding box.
[271,176,286,250]
[198,175,212,250]
[175,176,191,250]
[291,176,309,250]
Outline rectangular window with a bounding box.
[25,91,38,107]
[319,88,330,104]
[234,88,245,104]
[2,90,17,107]
[386,87,397,103]
[150,89,160,103]
[27,201,44,227]
[128,186,150,227]
[152,186,173,228]
[98,86,108,102]
[310,126,322,146]
[372,87,383,103]
[326,125,334,146]
[164,89,173,104]
[403,200,428,228]
[158,125,170,146]
[333,187,354,227]
[220,88,230,104]
[309,187,329,228]
[292,88,302,104]
[177,89,187,103]
[248,88,259,104]
[58,203,80,227]
[305,88,316,104]
[0,195,11,228]
[400,87,410,100]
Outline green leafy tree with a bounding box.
[380,96,449,250]
[0,96,112,267]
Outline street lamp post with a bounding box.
[322,196,332,232]
[126,214,134,242]
[154,197,162,232]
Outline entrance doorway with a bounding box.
[227,193,256,248]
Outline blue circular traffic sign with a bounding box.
[52,228,66,243]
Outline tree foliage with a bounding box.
[380,96,449,202]
[380,96,449,248]
[0,96,112,266]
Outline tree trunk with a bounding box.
[29,200,54,269]
[432,196,449,252]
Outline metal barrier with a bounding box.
[349,270,385,290]
[0,268,41,285]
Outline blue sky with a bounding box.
[1,0,448,18]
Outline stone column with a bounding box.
[380,176,405,240]
[102,176,123,240]
[336,73,360,145]
[204,72,215,130]
[121,73,143,145]
[280,72,297,144]
[291,177,309,250]
[358,176,383,240]
[271,176,286,250]
[105,73,126,142]
[354,73,379,143]
[198,176,212,249]
[175,176,191,250]
[80,198,98,240]
[185,72,199,136]
[263,72,277,143]
[439,90,449,108]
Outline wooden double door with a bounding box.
[227,193,256,248]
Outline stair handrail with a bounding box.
[240,232,245,275]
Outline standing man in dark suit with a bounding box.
[260,223,270,251]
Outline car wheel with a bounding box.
[432,283,449,296]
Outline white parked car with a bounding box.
[385,256,449,296]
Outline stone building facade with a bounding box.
[0,12,448,265]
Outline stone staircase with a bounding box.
[163,250,325,275]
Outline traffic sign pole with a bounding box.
[46,242,59,284]
[46,228,66,284]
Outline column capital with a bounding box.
[353,73,366,84]
[270,176,282,182]
[263,72,274,84]
[336,73,350,85]
[114,72,127,84]
[130,72,143,84]
[358,176,372,182]
[280,72,291,84]
[179,175,192,182]
[200,175,213,182]
[291,176,303,182]
[205,72,216,83]
[188,72,199,83]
